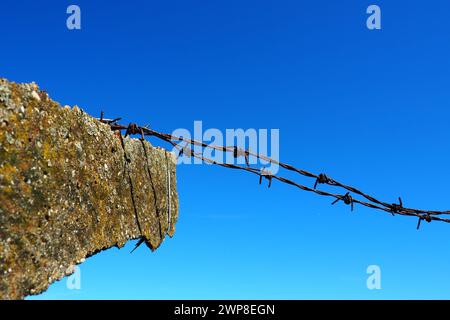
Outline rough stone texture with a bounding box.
[0,78,179,299]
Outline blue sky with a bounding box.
[2,0,450,299]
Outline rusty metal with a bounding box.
[332,192,354,211]
[259,168,273,188]
[98,115,450,229]
[314,173,331,189]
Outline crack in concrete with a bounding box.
[164,152,172,234]
[140,140,164,239]
[117,134,146,245]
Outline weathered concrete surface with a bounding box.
[0,78,179,299]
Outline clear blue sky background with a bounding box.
[2,0,450,299]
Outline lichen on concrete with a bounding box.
[0,78,179,299]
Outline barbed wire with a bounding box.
[98,113,450,229]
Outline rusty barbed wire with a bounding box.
[98,116,450,229]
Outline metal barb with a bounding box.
[314,173,330,189]
[416,213,432,230]
[390,197,403,216]
[332,192,354,211]
[124,123,145,140]
[233,146,250,167]
[259,168,273,188]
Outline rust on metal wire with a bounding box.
[98,114,450,229]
